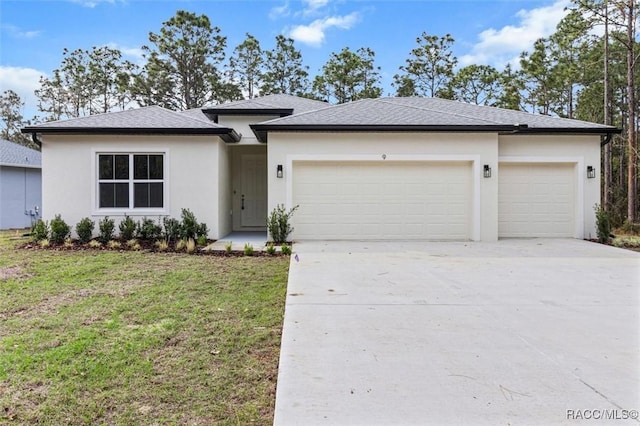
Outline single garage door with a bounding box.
[498,163,576,238]
[292,161,472,240]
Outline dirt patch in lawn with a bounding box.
[0,265,32,281]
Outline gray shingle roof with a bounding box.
[204,94,328,115]
[0,139,41,167]
[22,105,235,134]
[254,97,616,130]
[177,108,216,122]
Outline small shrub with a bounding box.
[197,222,209,239]
[98,217,115,243]
[186,238,196,254]
[155,240,169,252]
[265,242,276,255]
[281,243,292,255]
[175,239,187,252]
[180,209,199,240]
[162,217,181,243]
[39,239,50,248]
[594,204,611,244]
[89,240,102,249]
[119,215,137,240]
[126,239,141,251]
[197,235,208,247]
[267,204,299,244]
[224,241,233,254]
[137,217,162,241]
[107,240,122,250]
[63,237,74,248]
[75,217,94,244]
[32,219,49,242]
[243,243,254,256]
[50,214,71,244]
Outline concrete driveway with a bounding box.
[274,239,640,426]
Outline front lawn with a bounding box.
[0,231,289,425]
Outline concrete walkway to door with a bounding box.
[274,239,640,425]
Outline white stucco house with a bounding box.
[21,94,618,242]
[0,139,42,229]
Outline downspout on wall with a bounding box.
[31,133,42,148]
[601,133,613,147]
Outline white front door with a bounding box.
[240,154,267,227]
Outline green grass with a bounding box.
[0,230,289,425]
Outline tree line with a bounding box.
[1,1,638,225]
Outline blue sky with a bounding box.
[0,0,571,119]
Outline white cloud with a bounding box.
[302,0,330,16]
[68,0,116,8]
[105,42,145,65]
[0,66,47,118]
[269,2,290,20]
[288,12,360,47]
[1,24,42,39]
[460,0,571,68]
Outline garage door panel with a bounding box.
[499,163,576,238]
[292,161,472,240]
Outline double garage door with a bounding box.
[293,161,472,240]
[291,161,576,240]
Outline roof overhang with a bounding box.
[202,108,294,123]
[0,162,41,169]
[21,127,242,143]
[250,123,621,143]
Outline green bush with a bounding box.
[267,204,299,244]
[119,215,137,240]
[50,214,71,244]
[594,204,611,244]
[98,217,115,243]
[243,243,254,256]
[137,217,162,241]
[31,219,49,242]
[162,217,181,243]
[197,222,209,239]
[75,217,95,244]
[265,242,276,255]
[180,208,199,240]
[197,235,208,247]
[281,243,292,255]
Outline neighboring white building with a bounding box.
[22,95,618,241]
[0,139,42,230]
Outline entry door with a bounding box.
[240,154,267,227]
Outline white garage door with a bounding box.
[499,163,576,238]
[292,161,472,240]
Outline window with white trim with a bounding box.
[98,153,164,209]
